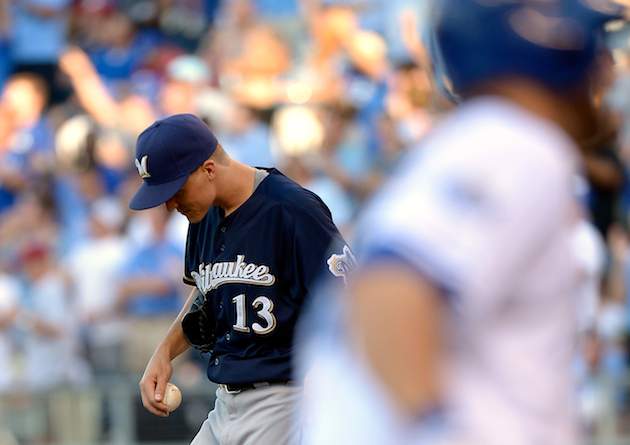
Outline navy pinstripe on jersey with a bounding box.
[183,168,351,384]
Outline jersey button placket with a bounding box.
[214,358,219,366]
[226,333,231,342]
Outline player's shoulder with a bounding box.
[386,97,579,205]
[359,98,579,243]
[259,168,333,221]
[433,97,578,169]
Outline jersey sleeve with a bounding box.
[358,139,575,306]
[282,192,354,302]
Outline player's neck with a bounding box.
[216,162,257,217]
[477,79,596,147]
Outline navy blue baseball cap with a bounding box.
[429,0,625,101]
[129,114,218,210]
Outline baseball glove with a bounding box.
[181,290,215,353]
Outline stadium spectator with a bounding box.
[18,242,89,390]
[217,98,275,168]
[59,46,157,136]
[318,101,380,203]
[159,54,210,116]
[0,264,19,393]
[0,73,54,214]
[0,0,10,90]
[85,12,150,86]
[116,206,184,374]
[9,0,72,104]
[65,197,128,376]
[283,155,354,230]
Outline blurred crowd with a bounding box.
[0,0,630,442]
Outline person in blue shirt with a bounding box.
[128,114,353,444]
[0,73,54,214]
[117,206,184,374]
[117,208,183,318]
[10,0,72,104]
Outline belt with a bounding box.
[219,380,292,394]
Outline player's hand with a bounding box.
[139,349,173,417]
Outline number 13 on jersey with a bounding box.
[232,294,277,335]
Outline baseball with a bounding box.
[164,383,182,412]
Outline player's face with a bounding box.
[166,166,216,223]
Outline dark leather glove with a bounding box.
[181,290,215,353]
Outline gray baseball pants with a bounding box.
[191,384,301,445]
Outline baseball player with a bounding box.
[299,1,625,445]
[129,113,352,444]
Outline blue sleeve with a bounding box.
[283,192,353,301]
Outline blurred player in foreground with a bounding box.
[299,1,626,444]
[128,114,351,444]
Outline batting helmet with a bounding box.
[428,0,625,101]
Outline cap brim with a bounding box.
[129,175,188,210]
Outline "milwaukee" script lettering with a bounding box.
[191,255,275,294]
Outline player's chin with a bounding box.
[185,210,207,224]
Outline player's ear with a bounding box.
[200,159,217,181]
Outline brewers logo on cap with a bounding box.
[135,155,151,179]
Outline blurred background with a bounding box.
[0,0,628,444]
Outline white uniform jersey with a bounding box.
[300,98,583,445]
[572,221,606,334]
